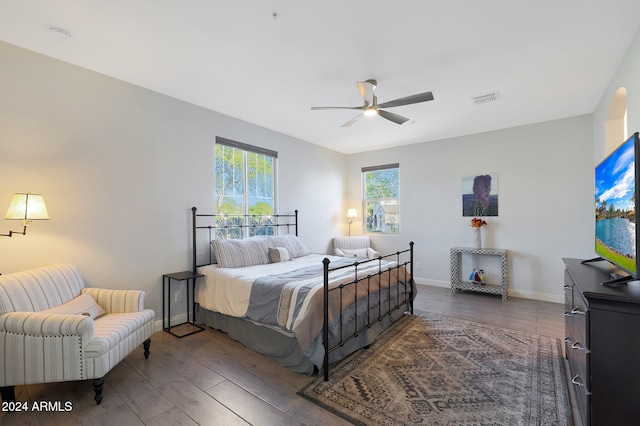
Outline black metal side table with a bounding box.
[162,271,205,338]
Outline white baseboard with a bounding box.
[506,289,563,304]
[413,276,563,304]
[154,313,189,333]
[415,277,450,288]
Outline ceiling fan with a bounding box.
[311,79,434,127]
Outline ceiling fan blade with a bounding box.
[341,114,363,128]
[378,91,434,109]
[377,109,410,125]
[356,81,374,106]
[311,106,364,110]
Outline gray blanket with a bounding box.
[246,258,356,326]
[245,257,410,353]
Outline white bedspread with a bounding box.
[195,253,344,318]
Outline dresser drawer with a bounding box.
[570,372,591,426]
[568,338,590,386]
[567,337,590,426]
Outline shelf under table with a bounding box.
[450,247,508,301]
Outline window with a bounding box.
[214,137,277,236]
[606,87,628,155]
[362,163,399,234]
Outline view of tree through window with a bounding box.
[363,164,400,234]
[214,137,276,237]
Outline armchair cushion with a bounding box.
[41,293,107,319]
[333,236,379,259]
[85,310,156,378]
[335,248,366,258]
[335,247,380,259]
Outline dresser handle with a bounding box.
[571,341,591,353]
[571,307,586,315]
[563,285,571,290]
[571,375,592,395]
[564,337,572,343]
[571,374,585,386]
[563,310,572,316]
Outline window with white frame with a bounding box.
[362,163,399,234]
[214,137,277,236]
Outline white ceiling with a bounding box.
[0,1,639,154]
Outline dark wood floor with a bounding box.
[0,285,566,425]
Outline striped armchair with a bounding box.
[333,236,380,259]
[0,264,155,405]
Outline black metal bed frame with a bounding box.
[191,207,298,270]
[191,207,415,381]
[321,243,414,380]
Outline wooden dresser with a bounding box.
[563,258,640,425]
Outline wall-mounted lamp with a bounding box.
[346,208,357,236]
[1,193,49,237]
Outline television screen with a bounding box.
[595,132,640,277]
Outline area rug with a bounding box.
[299,313,572,426]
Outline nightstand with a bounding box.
[162,271,205,338]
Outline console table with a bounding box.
[450,247,508,301]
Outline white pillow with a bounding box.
[341,248,369,259]
[42,293,107,319]
[268,235,311,258]
[211,237,272,268]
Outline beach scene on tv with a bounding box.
[595,137,636,274]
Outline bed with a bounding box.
[191,208,415,380]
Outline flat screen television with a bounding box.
[591,132,640,284]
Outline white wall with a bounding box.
[594,28,640,163]
[0,41,345,325]
[346,115,594,302]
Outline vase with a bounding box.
[473,227,482,249]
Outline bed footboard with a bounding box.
[322,241,415,380]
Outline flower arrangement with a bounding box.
[470,217,488,228]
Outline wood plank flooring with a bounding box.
[0,285,566,426]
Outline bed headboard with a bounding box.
[191,207,299,270]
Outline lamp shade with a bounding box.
[346,208,357,219]
[5,193,49,221]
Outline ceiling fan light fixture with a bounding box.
[365,79,377,89]
[311,79,434,126]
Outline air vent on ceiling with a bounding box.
[471,91,501,105]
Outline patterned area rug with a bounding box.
[299,313,572,425]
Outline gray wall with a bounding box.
[594,28,640,162]
[0,41,345,326]
[347,115,594,302]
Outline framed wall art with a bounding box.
[462,173,498,217]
